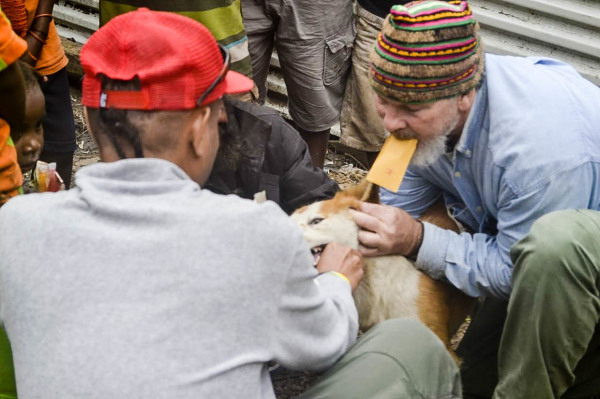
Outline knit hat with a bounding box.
[370,0,484,104]
[81,8,254,110]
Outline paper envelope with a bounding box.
[366,136,417,192]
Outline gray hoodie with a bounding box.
[0,158,358,399]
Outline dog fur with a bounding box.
[291,180,475,359]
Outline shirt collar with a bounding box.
[455,81,488,158]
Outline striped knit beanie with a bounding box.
[370,0,484,104]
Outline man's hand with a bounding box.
[350,202,423,257]
[316,242,364,291]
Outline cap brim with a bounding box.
[222,70,255,95]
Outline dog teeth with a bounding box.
[311,245,325,267]
[311,248,323,255]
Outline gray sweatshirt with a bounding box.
[0,159,358,399]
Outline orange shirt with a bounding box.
[24,0,67,75]
[0,9,27,206]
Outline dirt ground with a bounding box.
[69,87,467,399]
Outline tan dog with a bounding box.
[291,180,475,360]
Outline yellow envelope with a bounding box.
[366,136,417,192]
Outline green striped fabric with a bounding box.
[0,325,16,399]
[99,0,253,78]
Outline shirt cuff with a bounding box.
[414,222,451,280]
[315,272,353,293]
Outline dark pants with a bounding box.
[39,67,76,188]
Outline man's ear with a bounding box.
[190,106,212,157]
[458,90,476,113]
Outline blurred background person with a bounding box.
[1,0,76,188]
[241,0,355,169]
[339,0,411,168]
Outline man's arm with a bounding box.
[20,0,56,66]
[267,121,339,213]
[351,168,444,257]
[272,236,363,371]
[356,165,596,299]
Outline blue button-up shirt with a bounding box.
[381,54,600,299]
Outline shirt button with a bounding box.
[454,171,461,178]
[476,206,482,213]
[465,149,472,156]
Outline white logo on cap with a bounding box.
[100,92,107,108]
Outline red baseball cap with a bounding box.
[81,8,254,110]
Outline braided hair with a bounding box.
[97,107,144,159]
[92,76,145,159]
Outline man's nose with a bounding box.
[381,110,408,132]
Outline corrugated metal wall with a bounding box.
[470,0,600,86]
[54,0,600,123]
[54,0,98,44]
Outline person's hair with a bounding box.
[87,77,197,159]
[85,76,148,158]
[85,76,218,159]
[10,61,44,143]
[17,60,43,94]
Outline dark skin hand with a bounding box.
[316,242,364,291]
[0,63,26,131]
[21,0,56,66]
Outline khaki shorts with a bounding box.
[339,4,388,152]
[242,0,355,132]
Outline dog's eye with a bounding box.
[309,217,324,226]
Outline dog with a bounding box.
[291,180,476,360]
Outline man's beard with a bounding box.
[410,133,449,166]
[410,113,460,167]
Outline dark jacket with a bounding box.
[358,0,412,18]
[205,99,339,214]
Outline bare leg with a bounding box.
[297,128,330,169]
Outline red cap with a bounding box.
[81,8,254,110]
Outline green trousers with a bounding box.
[298,318,461,399]
[459,209,600,399]
[0,318,459,398]
[0,325,16,399]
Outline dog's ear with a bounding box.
[344,179,380,204]
[360,181,380,204]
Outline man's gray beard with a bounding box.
[410,133,449,167]
[410,111,460,167]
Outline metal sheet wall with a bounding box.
[470,0,600,86]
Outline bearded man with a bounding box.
[352,1,600,398]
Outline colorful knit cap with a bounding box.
[370,0,484,104]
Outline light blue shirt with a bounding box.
[381,54,600,299]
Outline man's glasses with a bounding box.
[196,43,231,107]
